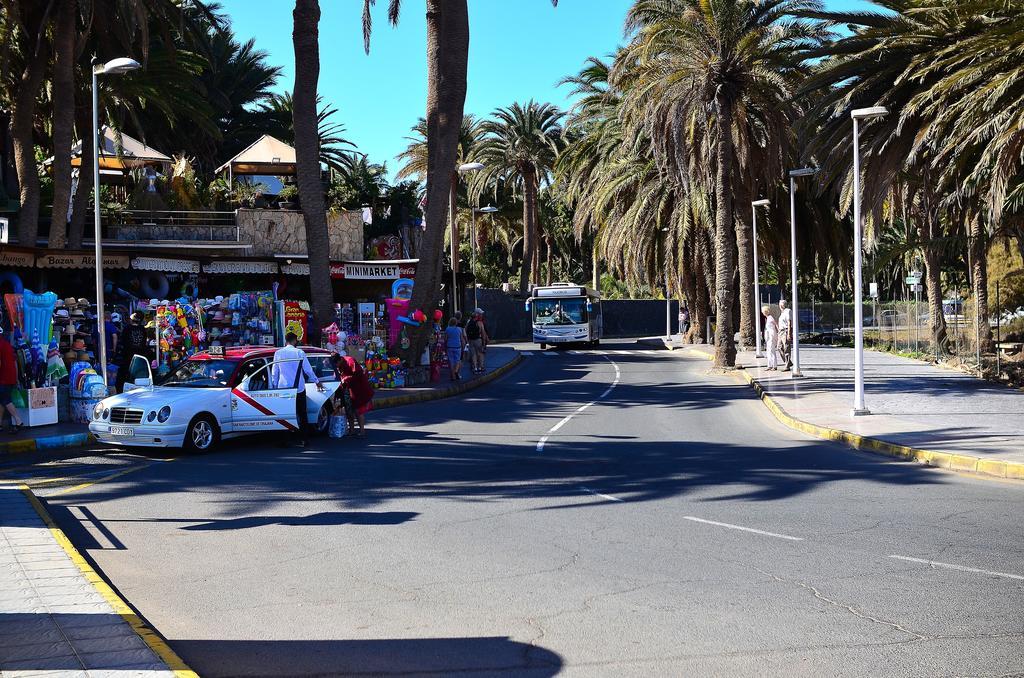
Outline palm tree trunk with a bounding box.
[68,98,93,249]
[734,196,755,350]
[48,0,77,248]
[545,235,553,286]
[520,166,538,295]
[969,215,992,352]
[712,96,737,367]
[10,29,50,246]
[403,0,469,359]
[292,0,334,339]
[448,172,459,308]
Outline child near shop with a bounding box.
[331,353,374,438]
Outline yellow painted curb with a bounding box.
[20,485,199,677]
[375,352,524,411]
[684,347,1024,481]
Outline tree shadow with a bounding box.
[0,613,562,676]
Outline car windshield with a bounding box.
[159,359,235,388]
[534,298,588,326]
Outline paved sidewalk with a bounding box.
[684,344,1024,477]
[0,486,186,676]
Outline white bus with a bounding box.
[527,283,603,349]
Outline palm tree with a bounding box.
[474,101,565,295]
[256,93,360,177]
[292,0,334,336]
[616,0,827,367]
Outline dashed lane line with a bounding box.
[537,355,621,453]
[581,486,623,502]
[889,555,1024,581]
[683,516,804,541]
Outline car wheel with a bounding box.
[184,415,219,452]
[316,404,331,436]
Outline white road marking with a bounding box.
[581,486,623,502]
[683,516,804,541]
[542,351,557,356]
[889,555,1024,581]
[536,356,621,453]
[522,351,534,356]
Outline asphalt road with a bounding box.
[9,340,1024,677]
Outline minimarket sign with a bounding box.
[330,262,416,280]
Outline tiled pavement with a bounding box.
[0,487,177,677]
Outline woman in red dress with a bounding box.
[332,354,374,437]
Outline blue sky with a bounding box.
[218,0,877,179]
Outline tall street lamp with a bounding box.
[788,167,818,378]
[751,199,770,358]
[850,105,887,416]
[660,226,671,340]
[450,162,485,314]
[92,56,140,389]
[471,205,499,311]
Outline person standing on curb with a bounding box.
[678,304,690,340]
[0,328,24,434]
[466,309,488,374]
[445,318,465,381]
[763,305,779,371]
[271,332,324,447]
[778,299,792,371]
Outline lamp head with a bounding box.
[458,162,485,172]
[851,106,888,120]
[789,167,818,178]
[752,199,771,207]
[96,57,141,75]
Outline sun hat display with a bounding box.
[55,309,70,319]
[71,308,85,317]
[77,297,89,307]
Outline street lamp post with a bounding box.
[850,106,887,416]
[660,226,671,340]
[450,162,485,315]
[471,205,498,310]
[752,199,770,358]
[788,167,818,378]
[92,56,140,390]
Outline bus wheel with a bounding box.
[539,343,546,350]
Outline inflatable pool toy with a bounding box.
[0,271,24,296]
[22,289,57,345]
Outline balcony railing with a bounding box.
[103,209,239,243]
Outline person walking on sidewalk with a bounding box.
[778,299,792,371]
[445,318,465,380]
[0,328,24,433]
[763,305,779,371]
[466,309,487,374]
[271,332,324,447]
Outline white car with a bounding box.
[89,346,341,451]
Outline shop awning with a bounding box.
[131,256,200,273]
[215,135,296,177]
[203,260,279,274]
[68,127,172,171]
[0,248,36,267]
[36,251,130,269]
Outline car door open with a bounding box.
[123,354,153,392]
[230,359,301,432]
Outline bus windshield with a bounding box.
[533,298,588,326]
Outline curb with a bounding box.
[19,484,198,677]
[0,432,93,457]
[635,337,678,351]
[1,353,524,455]
[682,346,1024,481]
[372,352,524,411]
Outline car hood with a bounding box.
[102,386,225,409]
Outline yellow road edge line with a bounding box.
[684,347,1023,481]
[50,463,156,497]
[18,484,199,677]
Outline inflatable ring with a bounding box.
[138,271,170,299]
[0,271,24,295]
[180,280,199,299]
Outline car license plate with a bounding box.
[109,425,134,436]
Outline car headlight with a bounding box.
[93,403,106,421]
[147,410,157,422]
[157,406,171,423]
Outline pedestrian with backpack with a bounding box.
[466,309,488,374]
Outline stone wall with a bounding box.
[236,208,363,260]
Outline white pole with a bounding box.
[92,62,108,391]
[852,117,869,415]
[789,176,802,377]
[753,203,763,358]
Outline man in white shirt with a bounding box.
[271,332,324,447]
[778,299,793,371]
